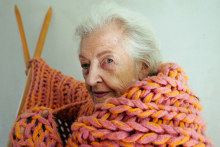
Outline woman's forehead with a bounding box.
[79,26,127,59]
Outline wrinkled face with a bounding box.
[79,23,139,105]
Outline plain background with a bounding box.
[0,0,219,146]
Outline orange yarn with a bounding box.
[10,107,63,146]
[68,63,212,146]
[22,58,94,115]
[10,59,212,146]
[10,58,94,146]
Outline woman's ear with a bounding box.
[137,62,149,80]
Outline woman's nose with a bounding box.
[86,65,102,86]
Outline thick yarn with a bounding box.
[10,106,63,146]
[67,63,212,147]
[10,58,94,146]
[21,58,94,116]
[10,58,212,146]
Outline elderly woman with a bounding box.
[77,4,161,105]
[77,16,160,104]
[10,3,212,147]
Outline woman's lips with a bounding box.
[93,91,110,98]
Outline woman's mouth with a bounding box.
[93,91,110,98]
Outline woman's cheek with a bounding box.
[104,72,126,96]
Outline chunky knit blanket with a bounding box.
[10,58,94,146]
[10,58,212,147]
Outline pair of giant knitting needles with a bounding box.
[8,5,52,147]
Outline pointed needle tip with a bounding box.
[15,5,18,11]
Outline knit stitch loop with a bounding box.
[10,59,212,146]
[10,107,63,146]
[10,58,94,146]
[67,63,212,147]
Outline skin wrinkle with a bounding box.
[79,22,149,105]
[115,60,136,95]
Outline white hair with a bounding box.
[75,2,162,75]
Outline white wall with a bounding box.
[0,0,219,146]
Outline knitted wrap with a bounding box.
[10,107,63,146]
[67,63,212,147]
[10,58,212,146]
[10,58,94,146]
[22,58,94,116]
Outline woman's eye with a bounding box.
[81,64,90,69]
[105,58,113,63]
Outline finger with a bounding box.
[20,126,24,134]
[41,110,49,118]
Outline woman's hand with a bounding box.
[10,107,62,146]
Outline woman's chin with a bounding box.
[93,94,113,105]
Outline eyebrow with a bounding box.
[79,50,113,59]
[97,50,113,58]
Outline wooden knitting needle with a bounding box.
[14,5,30,69]
[16,6,52,118]
[33,7,52,58]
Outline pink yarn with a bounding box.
[67,63,212,147]
[9,59,212,146]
